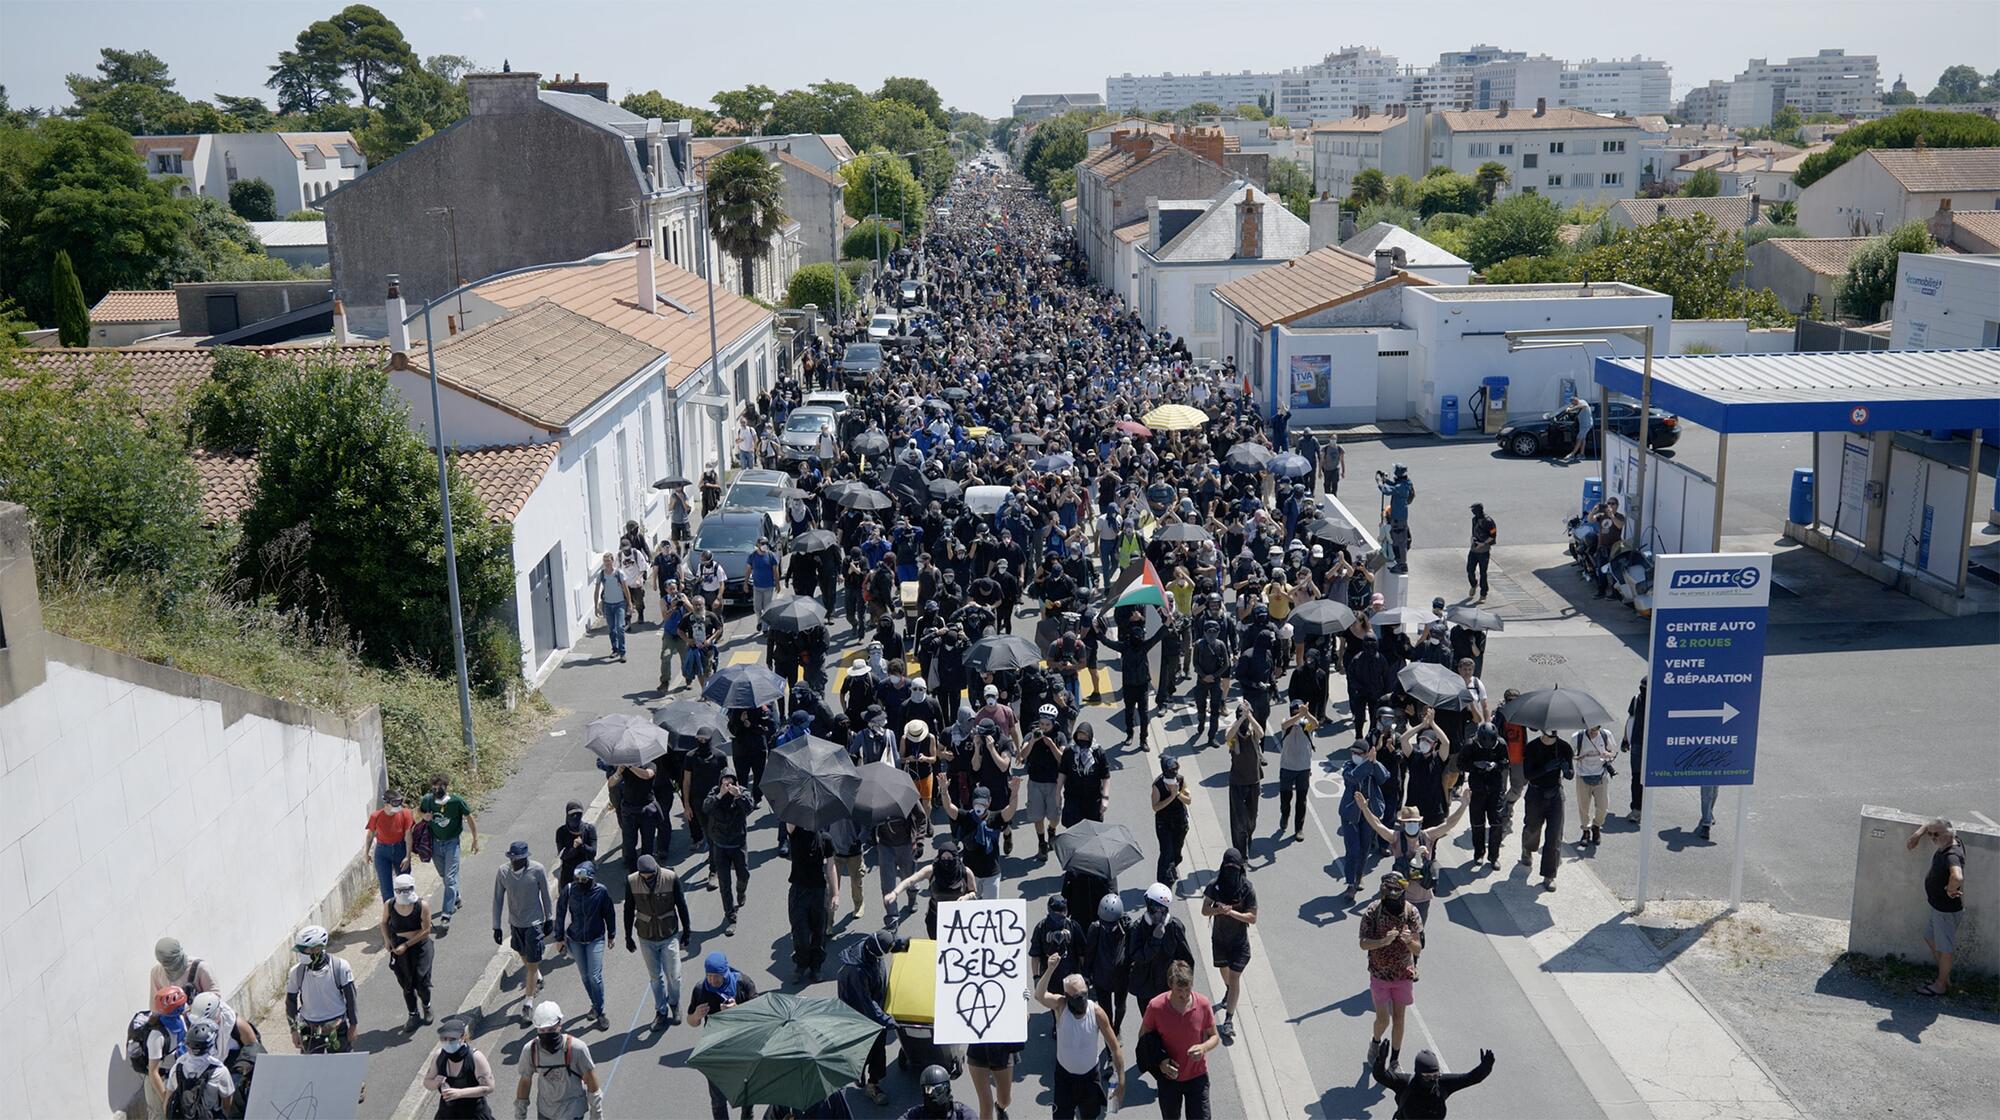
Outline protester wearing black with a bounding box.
[1519,730,1575,890]
[1374,1047,1496,1118]
[786,830,835,982]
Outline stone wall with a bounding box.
[1848,805,1996,979]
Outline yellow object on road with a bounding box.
[886,938,937,1025]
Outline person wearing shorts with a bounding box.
[493,841,554,1024]
[1199,847,1256,1042]
[1912,818,1966,996]
[965,1041,1021,1119]
[1357,872,1423,1073]
[1022,708,1067,859]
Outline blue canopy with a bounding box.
[1592,349,2000,434]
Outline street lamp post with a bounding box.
[395,249,639,770]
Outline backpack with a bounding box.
[411,813,435,863]
[125,1012,159,1074]
[165,1064,222,1120]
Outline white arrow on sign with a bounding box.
[1667,701,1740,723]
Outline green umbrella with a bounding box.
[687,993,882,1110]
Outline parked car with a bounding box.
[839,343,883,383]
[690,510,779,604]
[1496,402,1681,458]
[779,406,838,462]
[722,469,792,535]
[802,390,850,417]
[868,313,899,341]
[898,280,924,307]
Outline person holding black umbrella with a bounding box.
[836,931,901,1106]
[786,825,837,983]
[1519,728,1575,891]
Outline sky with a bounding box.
[2,0,1992,120]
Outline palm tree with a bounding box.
[705,147,788,297]
[1347,168,1388,207]
[1474,161,1511,206]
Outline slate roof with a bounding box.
[1154,182,1311,262]
[88,290,178,323]
[424,300,663,430]
[3,344,387,410]
[539,91,649,139]
[1211,246,1432,328]
[1609,196,1757,228]
[1435,107,1636,132]
[247,221,329,247]
[1340,223,1469,267]
[1866,147,2000,193]
[189,443,557,524]
[474,247,773,390]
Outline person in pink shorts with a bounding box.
[1357,871,1424,1073]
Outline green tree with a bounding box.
[1265,156,1312,201]
[229,177,278,221]
[876,77,947,127]
[1346,167,1388,207]
[51,250,90,346]
[841,151,926,235]
[424,54,477,84]
[1384,174,1420,208]
[0,119,189,322]
[1765,199,1798,225]
[1473,161,1511,205]
[711,84,776,132]
[1413,170,1481,218]
[357,59,467,162]
[1793,109,2000,188]
[619,90,716,134]
[705,147,788,296]
[240,355,513,673]
[1576,213,1792,326]
[1020,113,1088,200]
[64,47,190,135]
[1884,88,1919,106]
[323,4,415,108]
[187,346,294,453]
[158,197,297,284]
[1234,102,1268,120]
[268,21,350,114]
[0,362,215,588]
[1183,101,1222,120]
[1353,201,1420,232]
[843,220,904,260]
[284,209,323,221]
[1742,223,1804,246]
[1482,254,1578,284]
[1461,192,1563,269]
[785,261,856,313]
[1837,221,1936,320]
[1926,64,1986,104]
[869,98,951,195]
[1679,167,1721,197]
[214,93,277,131]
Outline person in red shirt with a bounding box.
[365,790,414,903]
[1494,688,1527,837]
[1139,961,1221,1119]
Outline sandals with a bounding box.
[1915,983,1947,997]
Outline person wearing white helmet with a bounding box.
[186,990,258,1075]
[162,1020,234,1120]
[515,1002,601,1120]
[284,926,358,1054]
[1022,703,1067,859]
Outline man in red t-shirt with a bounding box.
[1139,960,1221,1119]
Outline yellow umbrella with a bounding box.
[1143,403,1209,432]
[966,425,992,438]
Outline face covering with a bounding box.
[1403,821,1422,835]
[1146,903,1168,930]
[433,783,448,798]
[511,857,528,872]
[395,888,418,905]
[1415,741,1432,756]
[1382,891,1406,916]
[566,812,583,828]
[441,1040,466,1056]
[1066,992,1091,1016]
[538,1031,562,1052]
[156,937,188,976]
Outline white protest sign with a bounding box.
[933,898,1029,1044]
[243,1053,369,1120]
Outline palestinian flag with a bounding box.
[1107,557,1168,609]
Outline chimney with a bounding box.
[1308,194,1343,251]
[1762,150,1775,171]
[1373,248,1398,281]
[1748,193,1761,225]
[1497,99,1509,118]
[331,298,350,345]
[1358,105,1370,119]
[465,70,542,117]
[1927,197,1956,245]
[385,276,409,359]
[1534,97,1546,117]
[635,237,657,313]
[1236,188,1262,258]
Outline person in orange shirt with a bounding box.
[366,790,414,902]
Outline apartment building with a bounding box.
[1679,50,1882,128]
[1105,71,1278,114]
[1430,102,1645,208]
[131,131,365,210]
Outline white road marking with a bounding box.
[1970,810,1998,830]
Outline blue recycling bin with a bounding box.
[1440,395,1460,436]
[1789,468,1814,526]
[1582,477,1603,518]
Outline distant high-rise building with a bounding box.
[1680,50,1882,127]
[1105,71,1278,114]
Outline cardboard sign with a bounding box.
[243,1053,369,1120]
[932,899,1029,1044]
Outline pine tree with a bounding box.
[51,250,90,347]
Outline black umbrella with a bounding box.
[833,487,892,511]
[582,714,673,767]
[1291,598,1357,637]
[851,761,920,826]
[790,529,839,554]
[1008,432,1045,447]
[1398,663,1474,710]
[1302,518,1365,548]
[1224,443,1274,473]
[852,432,891,456]
[965,634,1041,673]
[823,480,864,502]
[1052,820,1145,880]
[1371,606,1432,632]
[764,737,861,831]
[1446,605,1505,632]
[703,664,788,709]
[652,699,731,741]
[654,476,693,489]
[763,595,829,633]
[942,387,971,401]
[1154,522,1211,544]
[1033,453,1075,473]
[927,478,962,500]
[1268,452,1314,479]
[1504,687,1615,731]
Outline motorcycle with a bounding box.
[1564,514,1655,610]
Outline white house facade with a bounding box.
[132,131,365,211]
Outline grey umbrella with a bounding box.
[583,714,672,767]
[1398,662,1474,710]
[1009,432,1045,447]
[703,664,789,709]
[833,487,892,511]
[1154,522,1212,543]
[1504,687,1615,731]
[1291,598,1358,637]
[652,699,731,741]
[763,595,829,633]
[927,478,962,501]
[1053,820,1145,880]
[965,634,1041,673]
[1446,604,1505,632]
[1371,606,1433,632]
[764,737,861,831]
[1224,443,1274,473]
[851,761,920,826]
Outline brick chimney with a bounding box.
[466,70,541,116]
[1748,193,1761,225]
[1236,188,1262,259]
[1927,197,1956,245]
[1497,99,1510,118]
[1111,130,1157,158]
[635,237,657,313]
[1534,97,1547,117]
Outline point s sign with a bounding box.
[1669,566,1763,592]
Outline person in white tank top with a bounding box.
[1034,955,1124,1118]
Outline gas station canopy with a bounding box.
[1591,349,2000,434]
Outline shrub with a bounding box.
[1837,222,1935,320]
[1482,254,1578,284]
[1462,193,1563,269]
[786,261,857,313]
[187,346,295,453]
[844,220,903,260]
[284,209,322,221]
[52,250,90,347]
[228,178,278,221]
[1743,224,1805,246]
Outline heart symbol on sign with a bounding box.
[954,978,1006,1038]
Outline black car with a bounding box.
[689,510,780,604]
[1496,402,1680,457]
[839,343,883,385]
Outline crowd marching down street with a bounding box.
[136,151,1704,1120]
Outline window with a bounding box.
[1430,142,1444,160]
[1601,140,1626,153]
[640,401,659,481]
[1193,285,1216,332]
[584,449,605,551]
[1571,172,1594,189]
[1548,141,1566,155]
[614,430,631,525]
[1602,171,1624,187]
[1522,153,1539,169]
[153,153,183,174]
[1498,143,1514,155]
[1546,174,1564,188]
[1468,142,1491,157]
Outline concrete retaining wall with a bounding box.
[1848,805,1998,978]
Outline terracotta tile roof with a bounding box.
[278,131,359,159]
[3,344,387,411]
[425,300,663,431]
[1610,196,1757,228]
[770,148,844,186]
[1946,210,2000,251]
[1866,147,2000,193]
[1435,107,1637,132]
[188,443,556,524]
[1113,220,1151,244]
[132,135,199,157]
[474,248,774,390]
[1760,237,1873,276]
[1310,116,1404,134]
[1211,246,1432,328]
[88,290,178,323]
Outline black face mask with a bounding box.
[640,872,658,888]
[1065,992,1091,1016]
[566,813,583,828]
[1382,892,1406,915]
[538,1032,562,1052]
[510,858,528,872]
